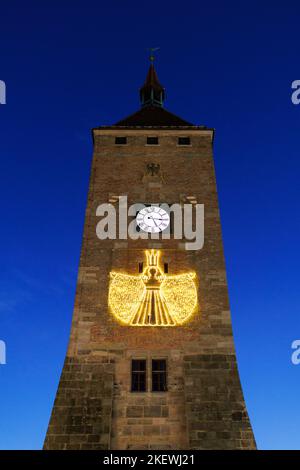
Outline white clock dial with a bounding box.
[136,206,170,233]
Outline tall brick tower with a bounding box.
[44,59,256,450]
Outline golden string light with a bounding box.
[108,250,197,326]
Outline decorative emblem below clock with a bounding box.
[109,250,197,326]
[136,206,170,233]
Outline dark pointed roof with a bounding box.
[114,105,193,127]
[93,61,207,131]
[139,62,165,108]
[112,62,194,127]
[140,63,165,94]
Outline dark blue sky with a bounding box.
[0,0,300,449]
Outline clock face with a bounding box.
[136,206,170,233]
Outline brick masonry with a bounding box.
[44,128,256,450]
[183,354,255,449]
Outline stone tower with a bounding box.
[44,60,256,450]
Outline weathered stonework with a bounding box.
[183,354,255,449]
[44,66,256,449]
[44,357,114,449]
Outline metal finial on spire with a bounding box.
[140,50,165,108]
[147,47,160,62]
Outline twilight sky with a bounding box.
[0,0,300,449]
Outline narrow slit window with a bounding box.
[147,136,159,145]
[138,262,144,273]
[178,137,191,146]
[131,359,146,392]
[164,263,168,274]
[115,136,127,145]
[152,359,167,392]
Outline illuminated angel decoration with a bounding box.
[109,250,197,326]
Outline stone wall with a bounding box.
[183,354,256,449]
[44,128,256,450]
[111,350,188,450]
[44,357,114,450]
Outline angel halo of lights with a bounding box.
[108,250,197,326]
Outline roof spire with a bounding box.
[140,48,165,108]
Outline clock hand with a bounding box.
[147,214,159,227]
[147,215,163,221]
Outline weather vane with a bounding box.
[147,47,160,62]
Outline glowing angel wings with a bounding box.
[108,252,197,326]
[109,273,146,325]
[161,272,197,325]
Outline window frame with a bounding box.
[151,358,168,393]
[177,136,191,146]
[146,136,159,146]
[131,358,147,393]
[115,136,128,145]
